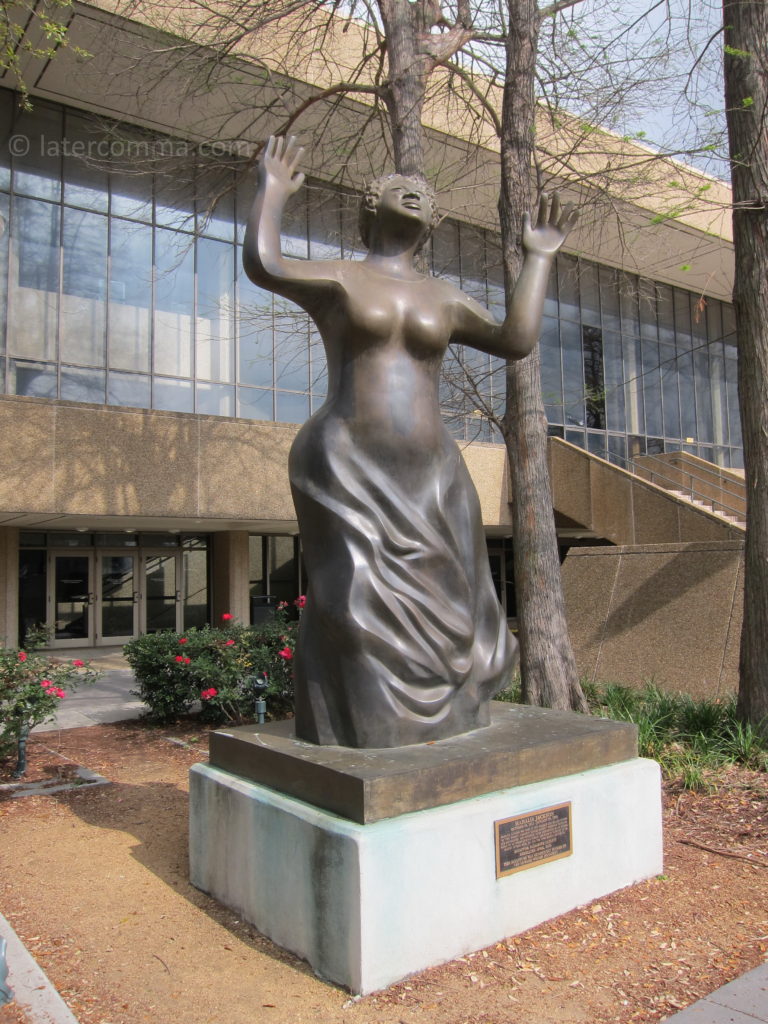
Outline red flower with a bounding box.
[175,655,185,663]
[54,688,66,699]
[201,688,218,700]
[41,680,53,689]
[294,595,307,609]
[18,651,27,663]
[179,637,188,644]
[224,639,235,647]
[184,656,191,665]
[278,647,293,661]
[72,659,85,668]
[221,613,233,621]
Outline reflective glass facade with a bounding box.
[0,89,742,468]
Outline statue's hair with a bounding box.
[358,173,439,250]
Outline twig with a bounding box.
[679,838,768,867]
[152,953,171,974]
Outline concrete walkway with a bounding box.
[8,657,768,1022]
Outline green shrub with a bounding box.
[124,607,299,724]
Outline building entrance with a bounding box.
[19,532,209,648]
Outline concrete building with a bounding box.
[0,2,746,696]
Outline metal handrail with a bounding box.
[635,451,746,491]
[589,447,746,521]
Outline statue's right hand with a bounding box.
[259,135,306,196]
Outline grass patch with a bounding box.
[495,676,768,791]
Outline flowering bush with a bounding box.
[0,637,100,756]
[123,603,300,724]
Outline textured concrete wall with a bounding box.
[562,541,743,698]
[0,396,511,529]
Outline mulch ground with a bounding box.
[0,721,767,1024]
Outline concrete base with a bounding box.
[190,756,662,994]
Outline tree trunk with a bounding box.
[378,0,430,175]
[723,0,768,734]
[499,0,587,712]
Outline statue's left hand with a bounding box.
[522,193,578,257]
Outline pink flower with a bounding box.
[294,595,307,609]
[72,659,85,668]
[221,613,233,622]
[277,601,288,610]
[179,637,188,645]
[18,651,27,663]
[41,679,53,689]
[278,647,293,661]
[55,688,66,699]
[201,688,218,700]
[224,639,235,647]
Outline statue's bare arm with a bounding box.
[242,136,342,309]
[450,194,578,360]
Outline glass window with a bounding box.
[678,351,697,438]
[603,330,625,433]
[308,184,342,259]
[19,549,46,646]
[0,193,9,354]
[281,191,308,258]
[196,381,234,416]
[154,376,194,413]
[607,433,627,467]
[276,390,309,424]
[238,386,274,420]
[275,301,309,391]
[659,341,681,440]
[724,342,740,446]
[432,220,460,283]
[9,196,60,360]
[238,266,273,387]
[110,167,153,222]
[61,366,106,403]
[623,336,644,435]
[642,338,663,436]
[309,325,327,396]
[459,224,487,304]
[638,279,658,340]
[340,189,365,258]
[0,89,13,192]
[268,535,299,603]
[61,207,107,366]
[154,227,194,377]
[619,273,639,335]
[556,253,579,322]
[579,263,600,327]
[109,218,152,372]
[107,371,151,408]
[183,544,209,629]
[156,170,195,231]
[63,111,109,212]
[249,535,266,595]
[657,284,675,344]
[582,325,605,429]
[674,289,692,350]
[598,266,620,330]
[12,103,62,201]
[694,349,714,443]
[709,342,727,446]
[196,164,235,241]
[561,319,584,426]
[196,237,234,382]
[11,359,57,397]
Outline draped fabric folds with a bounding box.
[290,414,517,748]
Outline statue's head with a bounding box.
[358,173,439,251]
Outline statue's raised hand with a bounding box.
[259,135,305,197]
[522,193,578,257]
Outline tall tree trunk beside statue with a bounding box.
[723,0,768,735]
[376,0,587,713]
[500,0,587,712]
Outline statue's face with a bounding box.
[375,176,433,233]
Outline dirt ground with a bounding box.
[1,721,767,1024]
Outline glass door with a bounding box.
[49,552,94,647]
[142,551,182,633]
[97,552,138,645]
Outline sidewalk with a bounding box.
[7,656,768,1023]
[32,647,145,733]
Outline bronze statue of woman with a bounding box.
[243,136,578,749]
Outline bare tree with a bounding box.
[94,0,732,710]
[723,0,768,734]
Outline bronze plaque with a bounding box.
[495,802,572,878]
